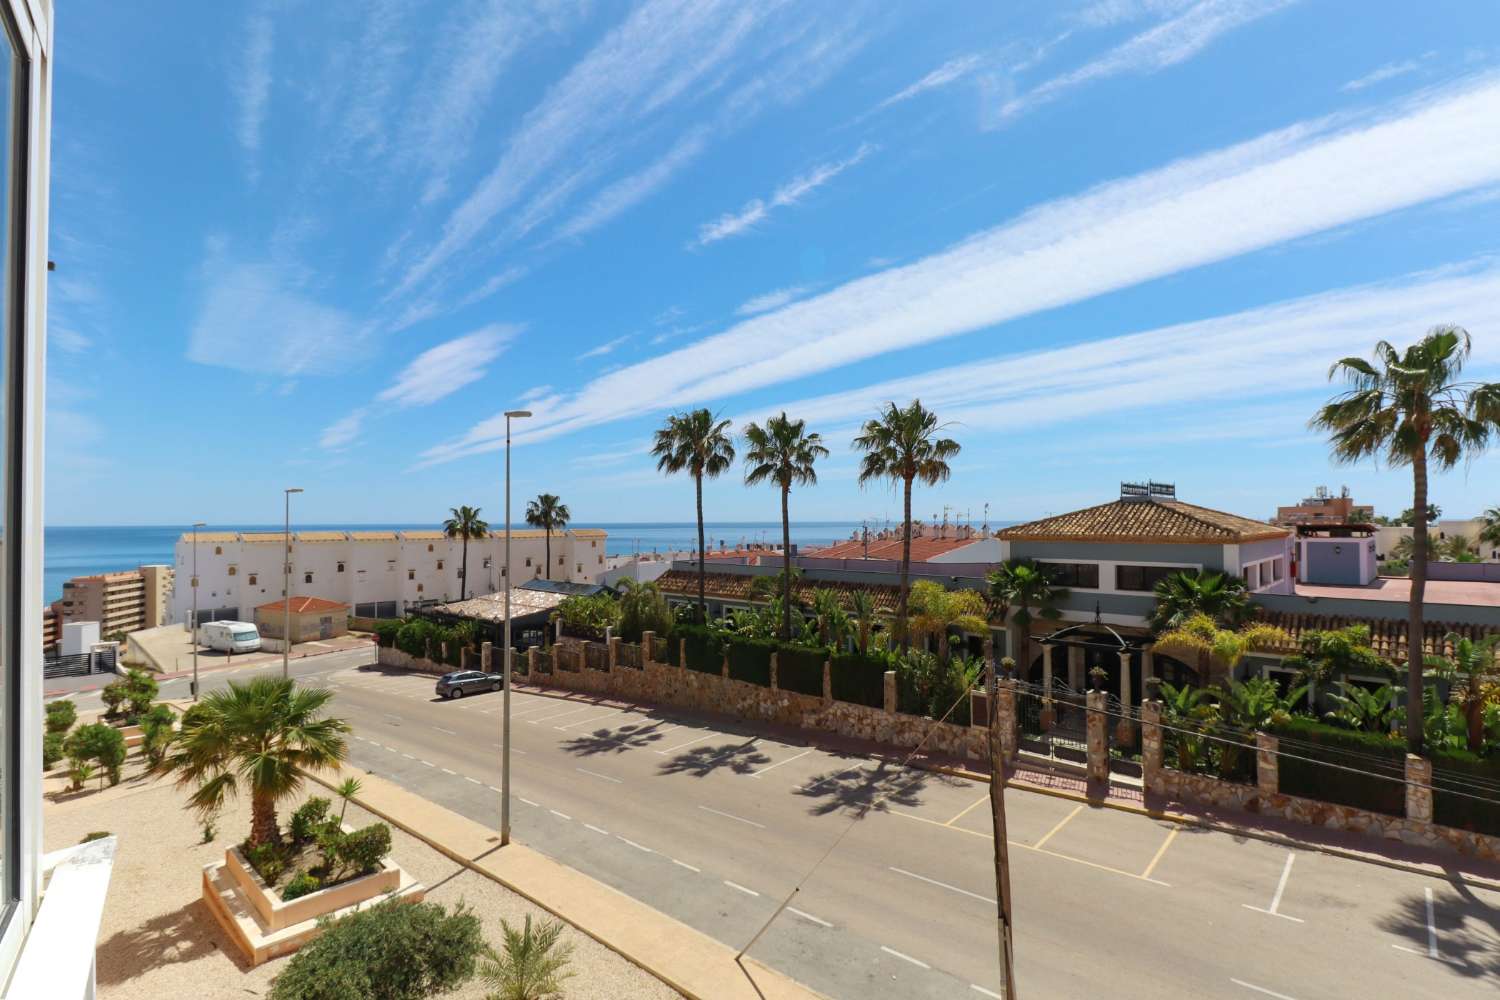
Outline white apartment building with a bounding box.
[169,527,610,624]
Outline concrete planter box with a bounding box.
[223,840,402,932]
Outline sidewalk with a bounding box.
[45,637,376,699]
[305,766,826,1000]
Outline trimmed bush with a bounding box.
[726,638,773,687]
[45,699,77,733]
[679,625,723,675]
[372,619,403,648]
[660,631,681,666]
[122,668,159,717]
[43,730,65,769]
[776,644,825,697]
[63,723,127,786]
[335,823,392,877]
[1429,748,1500,836]
[282,872,322,901]
[1270,717,1405,816]
[268,900,485,1000]
[830,652,888,708]
[290,797,332,844]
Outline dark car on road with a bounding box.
[435,670,502,699]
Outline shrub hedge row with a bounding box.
[1269,717,1406,817]
[1429,748,1500,837]
[681,626,723,675]
[776,645,825,697]
[830,653,888,708]
[726,639,773,687]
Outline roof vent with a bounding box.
[1121,481,1176,502]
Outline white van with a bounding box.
[197,620,262,653]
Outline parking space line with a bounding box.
[557,708,630,731]
[584,824,610,836]
[747,748,812,778]
[880,946,929,969]
[549,809,571,820]
[434,727,457,736]
[617,836,654,853]
[1242,852,1303,923]
[576,767,623,784]
[890,866,994,905]
[655,730,714,754]
[788,906,832,928]
[1391,887,1458,964]
[970,986,1002,999]
[1032,804,1083,850]
[698,805,765,829]
[944,794,990,827]
[1230,979,1299,1000]
[724,880,760,897]
[671,858,700,873]
[1141,828,1178,881]
[528,704,599,725]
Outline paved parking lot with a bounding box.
[319,666,1500,1000]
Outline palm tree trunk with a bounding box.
[899,475,912,652]
[780,484,792,641]
[251,791,279,847]
[460,534,469,601]
[696,473,707,624]
[545,528,551,581]
[1408,448,1428,754]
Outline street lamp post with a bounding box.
[191,521,206,700]
[501,409,531,847]
[283,488,303,679]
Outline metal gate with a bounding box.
[1016,679,1089,765]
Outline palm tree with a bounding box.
[1149,570,1249,632]
[481,915,575,1000]
[1481,506,1500,552]
[849,590,878,656]
[809,588,843,646]
[742,413,827,640]
[908,580,988,663]
[1152,613,1291,688]
[652,409,735,623]
[443,505,489,601]
[1312,326,1500,751]
[852,400,960,651]
[524,494,570,581]
[159,677,349,848]
[1424,633,1500,751]
[988,560,1068,676]
[616,578,673,643]
[1442,534,1481,562]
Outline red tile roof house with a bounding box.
[253,596,350,644]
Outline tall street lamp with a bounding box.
[501,409,530,846]
[283,488,303,679]
[191,521,206,700]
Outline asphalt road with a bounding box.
[299,665,1500,1000]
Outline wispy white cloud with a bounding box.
[1000,0,1296,121]
[378,325,518,407]
[235,13,275,174]
[694,142,876,247]
[736,285,813,316]
[874,54,982,111]
[319,407,368,450]
[388,265,529,334]
[555,128,710,240]
[456,266,528,308]
[1341,58,1424,93]
[577,335,630,361]
[519,384,553,403]
[1072,0,1196,29]
[420,73,1500,465]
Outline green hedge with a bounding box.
[830,653,887,708]
[680,626,723,675]
[659,631,681,666]
[1429,748,1500,836]
[1270,717,1405,817]
[776,644,825,697]
[726,639,773,687]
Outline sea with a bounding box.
[43,521,882,604]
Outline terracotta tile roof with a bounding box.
[256,596,348,614]
[810,536,982,561]
[241,532,287,544]
[349,531,398,541]
[296,531,348,542]
[178,531,239,544]
[1252,609,1499,661]
[400,530,447,540]
[999,499,1289,545]
[486,529,548,539]
[570,528,608,537]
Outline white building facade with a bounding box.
[169,528,610,624]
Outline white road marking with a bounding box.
[488,786,501,793]
[698,805,765,829]
[528,704,598,725]
[748,748,812,778]
[401,753,415,760]
[575,767,623,784]
[1391,888,1458,963]
[655,730,714,754]
[1230,979,1300,1000]
[434,727,457,736]
[792,764,867,792]
[970,986,1003,999]
[617,836,654,853]
[724,880,760,897]
[557,708,629,731]
[880,946,929,969]
[584,824,610,836]
[671,858,700,873]
[549,809,571,820]
[890,866,995,905]
[440,767,456,775]
[519,797,540,807]
[420,760,434,767]
[1242,852,1303,923]
[787,906,832,928]
[465,776,482,785]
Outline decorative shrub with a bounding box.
[122,668,159,717]
[45,699,77,733]
[1429,748,1500,836]
[830,652,889,708]
[290,797,332,843]
[775,644,825,697]
[100,682,130,720]
[1270,717,1405,816]
[660,631,681,666]
[246,842,288,885]
[282,871,323,901]
[335,823,392,878]
[63,723,127,785]
[268,900,485,1000]
[679,625,723,675]
[372,619,403,648]
[726,638,773,687]
[554,594,622,640]
[43,730,65,769]
[139,703,177,764]
[480,915,575,1000]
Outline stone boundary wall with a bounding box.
[376,646,449,676]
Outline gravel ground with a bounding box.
[45,768,683,1000]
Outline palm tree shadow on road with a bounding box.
[657,740,771,778]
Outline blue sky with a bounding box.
[46,0,1500,527]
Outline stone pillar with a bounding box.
[1086,689,1109,788]
[1405,755,1433,825]
[822,660,832,703]
[1040,642,1055,730]
[982,636,995,689]
[769,652,779,692]
[1141,646,1156,689]
[1140,699,1163,795]
[1256,732,1279,799]
[996,679,1018,762]
[526,646,537,676]
[1115,651,1135,746]
[721,650,730,679]
[481,641,493,674]
[1067,644,1083,691]
[883,670,897,715]
[679,638,687,668]
[642,630,655,662]
[608,636,620,670]
[423,637,432,662]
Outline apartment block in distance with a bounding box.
[55,563,175,638]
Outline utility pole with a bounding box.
[989,664,1018,998]
[191,521,206,700]
[283,488,303,679]
[501,409,531,846]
